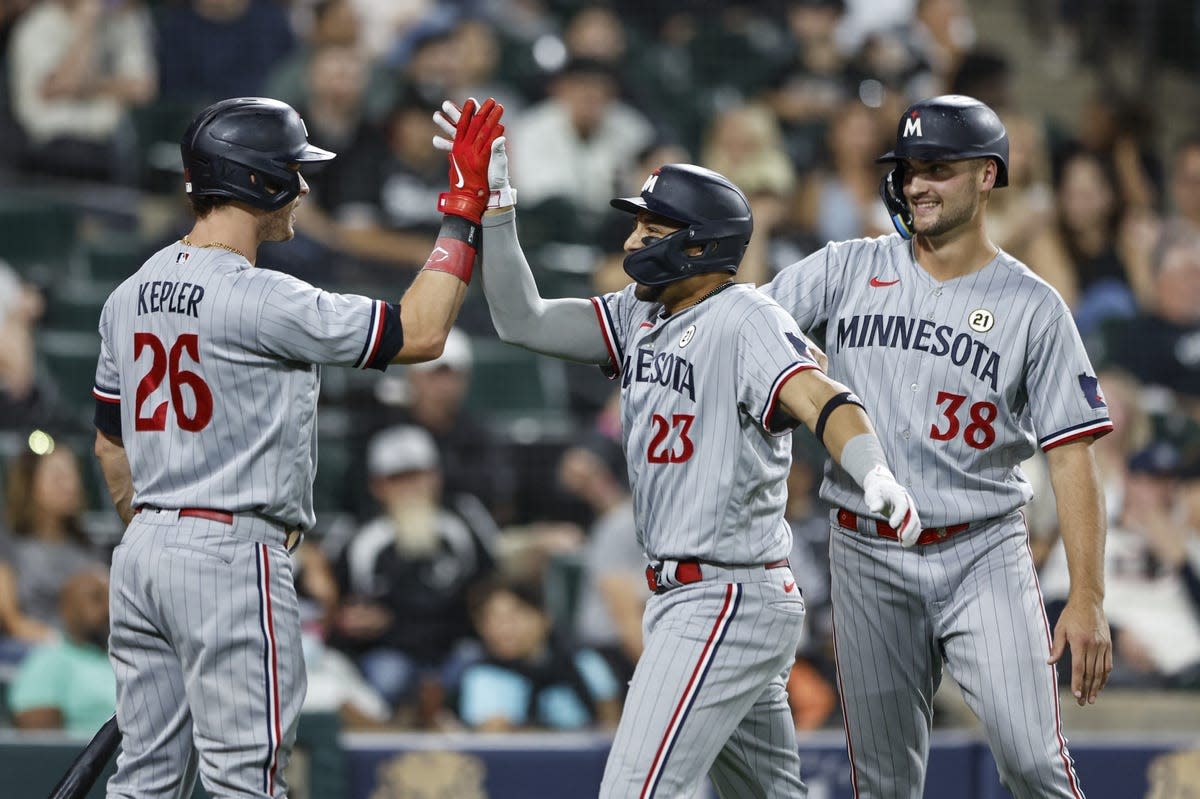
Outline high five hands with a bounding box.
[434,99,516,209]
[435,98,506,224]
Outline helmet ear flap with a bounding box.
[879,166,914,240]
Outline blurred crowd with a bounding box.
[0,0,1199,739]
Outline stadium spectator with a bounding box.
[7,0,156,183]
[1102,229,1200,405]
[985,111,1054,264]
[701,102,804,283]
[0,542,54,664]
[1070,86,1162,213]
[263,0,396,122]
[762,0,853,171]
[0,261,44,428]
[1167,135,1200,235]
[555,433,642,683]
[9,568,115,734]
[1026,146,1138,331]
[376,328,518,524]
[290,85,449,281]
[297,547,395,729]
[798,98,893,243]
[155,0,294,106]
[508,57,654,237]
[458,575,622,731]
[1041,442,1200,688]
[4,445,105,627]
[450,15,524,116]
[328,425,496,724]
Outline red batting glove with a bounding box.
[437,97,504,224]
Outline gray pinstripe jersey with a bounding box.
[592,282,819,565]
[93,242,396,531]
[762,234,1113,526]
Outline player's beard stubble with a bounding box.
[635,283,666,302]
[259,199,300,242]
[909,187,981,238]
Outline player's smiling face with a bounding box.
[902,158,991,237]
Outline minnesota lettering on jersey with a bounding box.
[137,280,205,318]
[621,346,696,401]
[836,314,1000,390]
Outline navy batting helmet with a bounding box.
[610,164,753,287]
[876,95,1009,238]
[181,97,336,211]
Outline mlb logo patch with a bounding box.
[176,251,190,264]
[1078,373,1106,409]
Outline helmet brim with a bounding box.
[295,143,337,163]
[610,196,647,214]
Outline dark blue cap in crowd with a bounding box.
[1127,442,1182,478]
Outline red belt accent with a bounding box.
[645,558,790,593]
[179,508,234,524]
[836,507,969,546]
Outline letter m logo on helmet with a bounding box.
[902,113,922,138]
[642,171,660,194]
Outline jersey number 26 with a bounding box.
[134,332,214,432]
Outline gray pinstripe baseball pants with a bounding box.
[106,510,303,799]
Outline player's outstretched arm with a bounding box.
[1045,438,1112,706]
[433,101,610,365]
[778,369,922,546]
[392,98,503,364]
[95,430,134,526]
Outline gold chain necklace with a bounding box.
[181,235,248,260]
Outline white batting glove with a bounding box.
[862,465,922,547]
[434,100,516,207]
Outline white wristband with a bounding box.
[488,187,517,208]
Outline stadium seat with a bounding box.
[41,280,113,334]
[82,235,150,283]
[464,337,573,441]
[0,198,79,280]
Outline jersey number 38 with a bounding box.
[930,390,997,450]
[134,332,214,432]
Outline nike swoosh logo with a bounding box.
[870,277,900,287]
[450,155,465,189]
[784,581,796,593]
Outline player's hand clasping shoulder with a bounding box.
[434,97,506,224]
[863,465,922,547]
[434,99,516,208]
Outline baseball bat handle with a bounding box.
[46,714,121,799]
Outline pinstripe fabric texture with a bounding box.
[830,512,1082,798]
[593,282,819,565]
[763,235,1102,798]
[599,575,807,798]
[95,241,396,798]
[94,243,391,531]
[589,282,820,796]
[761,235,1112,527]
[107,512,303,799]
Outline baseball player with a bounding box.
[91,96,504,799]
[434,104,920,798]
[761,95,1115,798]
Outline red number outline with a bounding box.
[134,333,168,431]
[929,390,998,450]
[647,413,696,463]
[930,390,965,441]
[133,332,214,432]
